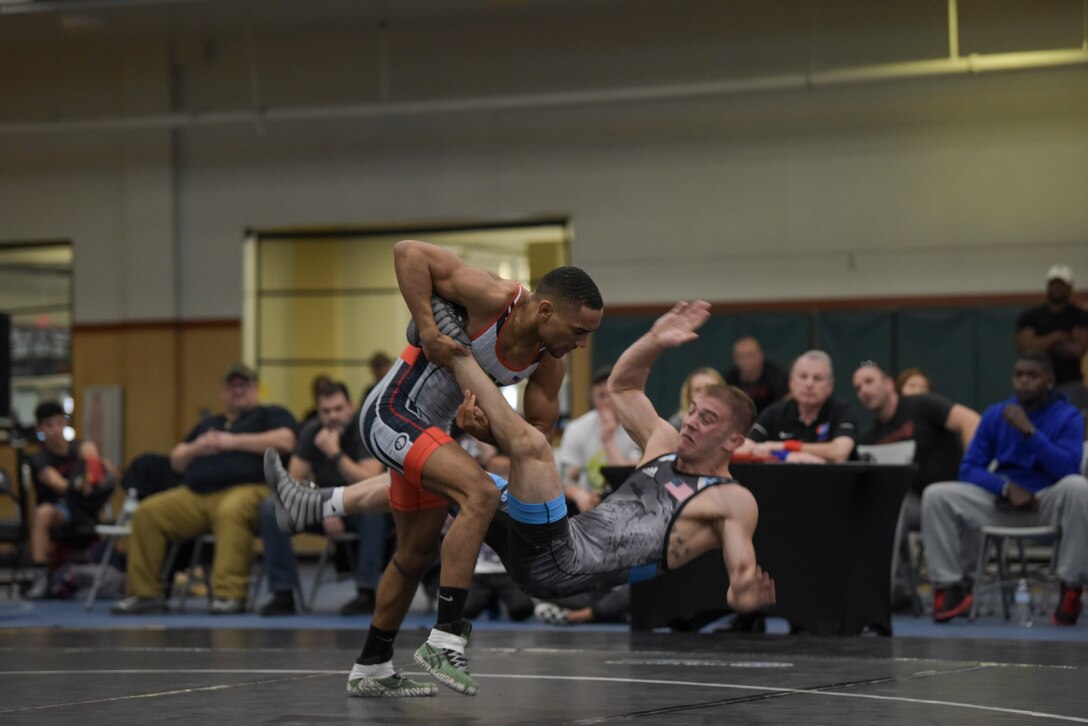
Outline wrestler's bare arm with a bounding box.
[672,485,775,613]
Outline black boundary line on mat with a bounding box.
[564,675,901,723]
[563,664,996,724]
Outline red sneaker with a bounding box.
[933,584,973,622]
[1051,583,1082,626]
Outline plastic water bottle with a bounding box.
[1014,578,1033,627]
[121,487,139,523]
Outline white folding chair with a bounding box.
[968,524,1061,621]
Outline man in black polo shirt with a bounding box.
[1016,264,1088,386]
[741,350,858,463]
[853,362,981,604]
[112,364,298,615]
[257,381,387,616]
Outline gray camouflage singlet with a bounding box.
[501,454,735,599]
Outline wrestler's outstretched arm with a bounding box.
[609,301,712,465]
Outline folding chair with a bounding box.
[84,488,139,609]
[969,525,1061,621]
[0,465,31,597]
[307,531,359,611]
[857,441,924,615]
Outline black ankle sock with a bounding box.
[435,586,469,633]
[357,625,398,665]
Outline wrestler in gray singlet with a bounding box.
[488,454,735,599]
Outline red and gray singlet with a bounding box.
[361,285,544,473]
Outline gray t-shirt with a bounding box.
[555,410,642,493]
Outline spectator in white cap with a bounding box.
[1016,265,1088,386]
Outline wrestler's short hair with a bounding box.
[536,266,603,311]
[697,384,756,435]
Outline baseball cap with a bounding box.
[1047,264,1073,285]
[223,363,258,383]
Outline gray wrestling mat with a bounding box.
[1,627,1085,725]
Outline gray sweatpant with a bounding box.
[921,475,1088,588]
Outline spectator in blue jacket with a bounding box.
[921,353,1087,625]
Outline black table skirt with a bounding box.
[630,462,914,635]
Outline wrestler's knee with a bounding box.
[460,474,501,517]
[508,424,552,465]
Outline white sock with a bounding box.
[322,486,345,518]
[427,627,467,653]
[350,660,395,679]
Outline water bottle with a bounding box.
[121,487,139,523]
[1014,578,1032,627]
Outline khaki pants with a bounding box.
[126,483,268,601]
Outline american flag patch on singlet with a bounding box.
[664,480,695,502]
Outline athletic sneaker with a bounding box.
[111,596,168,615]
[932,582,973,622]
[406,295,470,347]
[413,623,479,696]
[346,662,437,698]
[1052,582,1083,626]
[534,601,571,625]
[264,448,327,534]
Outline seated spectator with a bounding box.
[556,365,642,512]
[257,381,386,616]
[1016,264,1088,386]
[465,542,534,622]
[739,350,858,463]
[299,373,335,427]
[725,336,788,414]
[852,362,981,605]
[534,584,631,626]
[921,353,1087,625]
[668,367,726,430]
[364,351,392,399]
[26,400,118,598]
[896,367,933,396]
[112,364,297,615]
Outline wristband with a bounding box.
[783,440,803,452]
[772,450,790,461]
[331,451,344,464]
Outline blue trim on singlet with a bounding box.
[627,563,658,584]
[451,472,509,517]
[506,489,567,525]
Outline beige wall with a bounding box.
[72,321,241,461]
[1,2,1085,329]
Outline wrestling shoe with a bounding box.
[264,448,326,535]
[346,661,437,698]
[534,601,571,625]
[413,623,479,696]
[406,295,470,347]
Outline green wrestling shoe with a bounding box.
[346,663,437,698]
[413,623,479,696]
